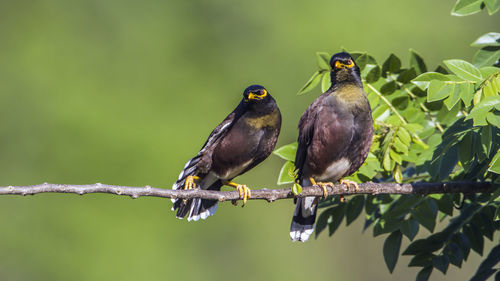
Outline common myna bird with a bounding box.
[290,52,373,242]
[172,85,281,221]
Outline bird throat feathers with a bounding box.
[244,109,280,129]
[331,83,370,110]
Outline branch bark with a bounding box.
[0,182,495,202]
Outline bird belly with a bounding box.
[199,172,220,188]
[215,159,254,180]
[314,157,350,182]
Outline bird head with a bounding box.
[243,85,269,103]
[329,52,362,86]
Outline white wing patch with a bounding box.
[317,157,350,182]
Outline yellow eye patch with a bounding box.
[334,59,355,69]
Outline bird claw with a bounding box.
[224,181,251,207]
[184,175,200,190]
[340,178,359,192]
[309,177,331,199]
[236,184,251,207]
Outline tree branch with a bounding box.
[0,182,495,203]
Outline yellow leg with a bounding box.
[340,178,359,192]
[309,177,331,199]
[224,181,251,206]
[184,175,200,190]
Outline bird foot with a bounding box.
[309,177,332,199]
[340,178,359,192]
[224,181,251,207]
[184,175,200,190]
[236,184,251,206]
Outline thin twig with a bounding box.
[0,182,495,203]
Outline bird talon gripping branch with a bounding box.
[309,178,330,199]
[340,178,359,192]
[225,181,251,207]
[184,175,200,190]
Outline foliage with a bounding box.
[273,1,500,280]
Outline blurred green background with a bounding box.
[0,1,499,280]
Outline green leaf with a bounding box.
[400,219,419,241]
[435,65,449,74]
[382,54,402,76]
[397,68,417,83]
[345,195,365,225]
[373,218,402,236]
[292,182,302,195]
[460,82,475,107]
[463,224,484,255]
[411,199,437,232]
[483,77,499,97]
[383,148,393,171]
[389,149,403,164]
[411,72,450,90]
[432,255,450,274]
[469,244,500,281]
[473,47,500,68]
[382,195,422,220]
[488,149,500,174]
[297,71,323,95]
[393,165,402,183]
[315,206,333,237]
[404,232,447,255]
[383,231,403,273]
[397,127,411,146]
[454,232,471,261]
[410,49,427,74]
[443,59,483,82]
[273,142,297,161]
[480,66,500,77]
[451,0,483,16]
[484,0,500,15]
[429,142,459,181]
[380,80,397,95]
[355,53,369,70]
[445,243,463,267]
[427,80,454,102]
[467,96,500,126]
[365,64,380,83]
[316,52,331,70]
[328,204,345,236]
[321,71,331,92]
[471,32,500,47]
[443,84,461,110]
[409,253,435,267]
[416,266,432,281]
[435,194,454,216]
[393,137,408,154]
[277,161,296,185]
[481,126,492,156]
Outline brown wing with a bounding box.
[295,92,329,181]
[172,101,247,190]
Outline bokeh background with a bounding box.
[0,1,499,280]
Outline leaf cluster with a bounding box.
[272,3,500,279]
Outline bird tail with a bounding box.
[290,196,318,242]
[171,154,221,221]
[290,177,318,242]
